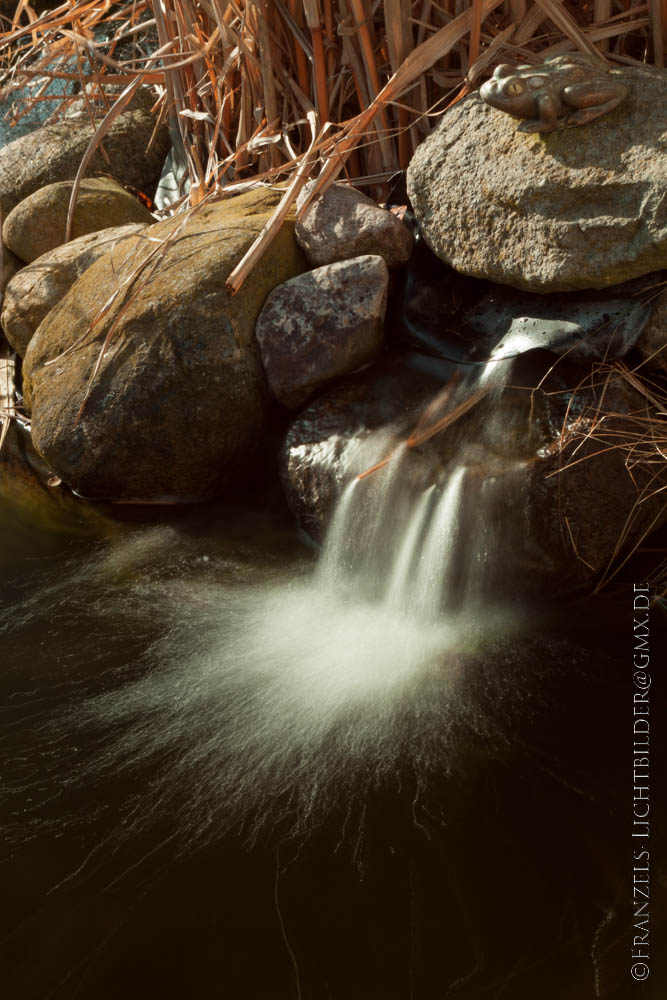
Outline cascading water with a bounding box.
[2,366,528,852]
[2,365,641,999]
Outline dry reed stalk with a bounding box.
[0,349,16,455]
[650,0,667,64]
[0,1,662,271]
[547,361,667,592]
[357,378,489,481]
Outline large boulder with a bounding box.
[1,223,147,357]
[280,354,666,594]
[407,64,667,293]
[255,255,388,409]
[3,177,154,263]
[295,181,413,267]
[0,93,170,218]
[22,187,306,500]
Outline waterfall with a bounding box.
[2,375,522,852]
[317,429,498,622]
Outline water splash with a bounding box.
[2,380,528,852]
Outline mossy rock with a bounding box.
[23,187,307,500]
[0,97,170,218]
[3,177,154,263]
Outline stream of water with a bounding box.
[1,415,665,997]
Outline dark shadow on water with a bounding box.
[1,441,666,999]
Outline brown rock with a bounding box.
[0,99,170,219]
[22,187,306,500]
[295,181,413,268]
[1,223,147,357]
[3,177,154,264]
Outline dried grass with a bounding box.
[0,4,665,593]
[0,1,663,285]
[548,359,667,598]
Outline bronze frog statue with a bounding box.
[479,54,627,133]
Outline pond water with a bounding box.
[1,424,665,999]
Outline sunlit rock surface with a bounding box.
[3,177,154,264]
[296,180,413,268]
[2,223,147,357]
[22,187,306,500]
[0,90,169,217]
[407,64,667,292]
[256,254,388,408]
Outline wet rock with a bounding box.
[637,286,667,371]
[389,237,658,366]
[23,187,306,500]
[1,223,147,357]
[462,274,657,362]
[295,181,413,268]
[0,96,170,218]
[280,358,449,541]
[407,64,667,293]
[256,255,388,409]
[281,353,666,593]
[3,177,154,264]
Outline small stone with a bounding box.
[1,223,147,357]
[3,177,154,264]
[295,181,413,268]
[255,255,388,409]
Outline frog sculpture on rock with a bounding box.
[479,53,627,133]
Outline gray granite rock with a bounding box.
[295,181,413,268]
[407,63,667,293]
[255,254,388,409]
[1,223,147,357]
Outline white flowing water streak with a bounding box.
[318,451,474,622]
[476,356,513,398]
[3,382,518,848]
[407,466,467,618]
[385,485,435,611]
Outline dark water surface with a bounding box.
[1,431,665,999]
